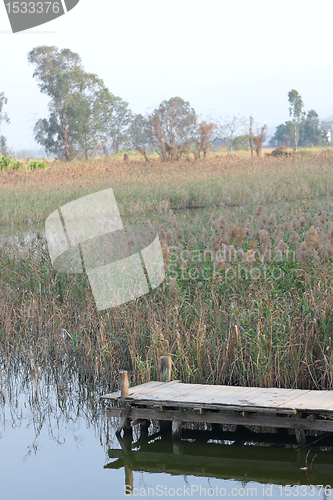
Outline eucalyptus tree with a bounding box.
[28,46,83,160]
[288,89,305,151]
[129,113,150,161]
[146,97,197,161]
[29,46,129,160]
[104,95,132,154]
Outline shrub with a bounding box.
[27,160,46,170]
[0,156,11,169]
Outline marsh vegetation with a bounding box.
[1,152,333,391]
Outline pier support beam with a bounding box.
[158,356,172,435]
[140,419,150,439]
[295,428,307,447]
[172,420,182,441]
[295,412,307,447]
[117,404,132,438]
[159,420,172,435]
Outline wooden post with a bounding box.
[158,357,172,435]
[123,417,133,438]
[140,420,150,439]
[120,370,129,403]
[172,420,182,440]
[295,411,306,447]
[116,404,132,437]
[158,356,172,382]
[295,428,306,447]
[125,467,133,495]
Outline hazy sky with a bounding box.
[0,0,332,150]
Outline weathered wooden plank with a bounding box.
[199,387,265,406]
[180,385,254,402]
[101,381,163,401]
[128,381,161,393]
[107,401,297,415]
[131,384,263,405]
[131,383,206,402]
[239,388,302,407]
[277,391,333,411]
[275,390,329,408]
[106,406,333,433]
[100,390,121,400]
[128,380,181,399]
[168,386,229,404]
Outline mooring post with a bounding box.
[157,356,173,435]
[125,466,133,495]
[120,370,129,403]
[158,356,172,382]
[118,371,132,439]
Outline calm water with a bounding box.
[1,369,333,500]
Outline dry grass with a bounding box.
[1,149,333,226]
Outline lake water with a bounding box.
[1,371,333,500]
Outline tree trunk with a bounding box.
[63,126,70,161]
[136,146,149,162]
[249,116,254,157]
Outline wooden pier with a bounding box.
[101,356,333,447]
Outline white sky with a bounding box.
[0,0,332,150]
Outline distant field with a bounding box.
[1,151,333,391]
[1,149,333,226]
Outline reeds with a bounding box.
[2,153,333,391]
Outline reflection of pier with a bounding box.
[102,356,333,491]
[105,430,333,488]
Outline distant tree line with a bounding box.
[269,89,328,149]
[1,49,329,161]
[26,46,270,161]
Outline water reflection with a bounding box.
[106,426,333,492]
[1,362,333,499]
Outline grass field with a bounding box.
[1,151,333,392]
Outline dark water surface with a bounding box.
[1,369,333,500]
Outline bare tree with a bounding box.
[194,121,217,158]
[252,123,268,158]
[216,115,243,156]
